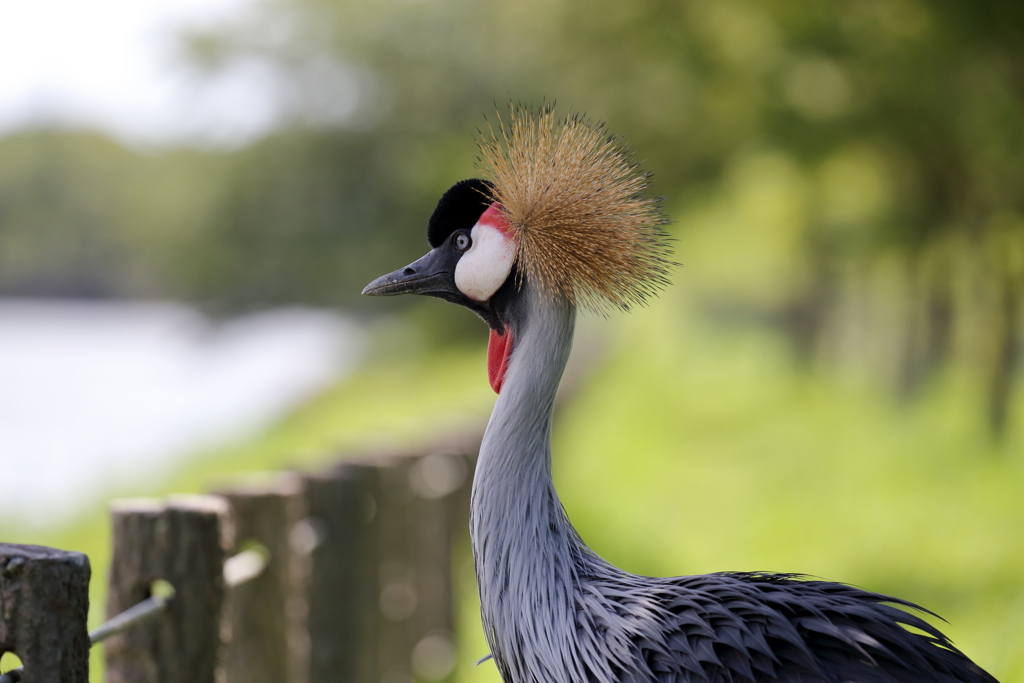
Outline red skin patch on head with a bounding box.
[481,202,514,392]
[487,328,513,394]
[479,202,513,236]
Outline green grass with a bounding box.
[4,297,1021,682]
[457,289,1024,683]
[2,333,493,682]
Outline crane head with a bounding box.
[362,178,520,392]
[361,178,517,328]
[364,103,674,392]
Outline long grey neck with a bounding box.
[470,284,587,682]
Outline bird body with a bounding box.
[468,280,994,683]
[364,105,997,683]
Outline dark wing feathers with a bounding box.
[637,572,998,683]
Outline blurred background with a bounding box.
[1,0,1022,680]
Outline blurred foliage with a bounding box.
[0,132,226,299]
[4,291,1020,681]
[2,0,1023,417]
[2,2,1021,679]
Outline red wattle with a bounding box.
[487,328,513,394]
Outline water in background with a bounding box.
[0,299,364,527]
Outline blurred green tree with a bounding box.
[2,0,1022,433]
[177,0,1024,434]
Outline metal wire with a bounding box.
[0,547,268,683]
[89,593,172,645]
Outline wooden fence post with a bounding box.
[104,496,232,683]
[214,473,304,683]
[399,446,475,682]
[296,437,477,683]
[0,543,91,683]
[298,462,379,683]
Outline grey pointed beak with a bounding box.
[362,247,459,297]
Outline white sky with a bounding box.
[0,0,276,146]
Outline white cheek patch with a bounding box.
[454,222,518,301]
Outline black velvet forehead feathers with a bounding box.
[427,178,495,248]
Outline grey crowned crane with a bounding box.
[363,105,997,683]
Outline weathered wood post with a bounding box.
[296,434,478,683]
[0,543,91,683]
[104,496,232,683]
[406,444,478,680]
[298,462,380,683]
[376,449,468,683]
[215,473,304,683]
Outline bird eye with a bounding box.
[454,232,472,252]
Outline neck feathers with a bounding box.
[470,285,585,683]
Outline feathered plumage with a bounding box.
[470,283,998,683]
[477,103,674,312]
[365,104,998,683]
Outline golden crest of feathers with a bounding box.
[476,103,673,312]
